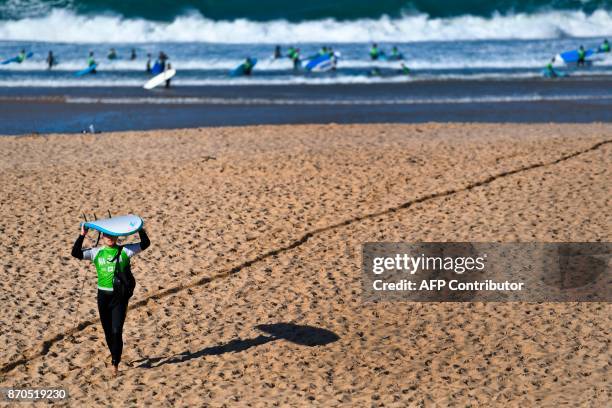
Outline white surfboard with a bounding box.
[143,69,176,90]
[84,215,143,236]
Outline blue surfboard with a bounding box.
[560,48,596,63]
[151,61,163,75]
[305,54,331,71]
[230,58,257,77]
[84,214,143,237]
[74,64,97,77]
[1,52,33,65]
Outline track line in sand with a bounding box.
[1,138,610,376]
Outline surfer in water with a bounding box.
[165,63,173,88]
[71,224,150,376]
[544,57,561,78]
[130,48,137,60]
[146,53,152,73]
[370,43,382,60]
[158,51,169,70]
[390,46,403,60]
[108,48,118,60]
[287,47,300,69]
[599,39,610,53]
[87,52,97,74]
[369,67,382,77]
[17,49,26,63]
[46,51,56,70]
[274,45,282,59]
[577,45,586,66]
[156,51,171,87]
[243,57,255,75]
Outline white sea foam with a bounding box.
[2,55,610,72]
[0,69,610,87]
[1,9,612,43]
[63,94,612,105]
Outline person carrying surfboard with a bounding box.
[71,224,150,376]
[577,45,586,66]
[158,51,169,70]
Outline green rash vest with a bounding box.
[83,244,141,291]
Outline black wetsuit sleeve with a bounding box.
[71,235,85,259]
[138,228,150,251]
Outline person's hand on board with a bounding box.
[80,224,89,236]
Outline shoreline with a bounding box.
[1,78,612,134]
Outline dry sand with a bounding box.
[0,123,610,406]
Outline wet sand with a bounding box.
[0,123,610,406]
[0,78,611,134]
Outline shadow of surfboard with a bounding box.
[131,323,339,369]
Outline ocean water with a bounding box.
[0,1,611,108]
[1,0,611,22]
[0,38,611,88]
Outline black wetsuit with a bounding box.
[71,229,150,366]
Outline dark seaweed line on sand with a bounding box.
[1,138,610,376]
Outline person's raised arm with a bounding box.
[138,228,150,251]
[71,224,88,259]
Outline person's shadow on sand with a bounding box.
[132,323,339,369]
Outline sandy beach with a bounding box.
[0,123,610,406]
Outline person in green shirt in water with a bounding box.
[544,57,560,78]
[72,224,150,377]
[243,57,255,75]
[390,46,403,60]
[400,63,410,75]
[17,49,27,63]
[577,45,586,66]
[287,47,301,70]
[318,46,329,57]
[87,51,97,73]
[599,39,610,53]
[370,43,381,60]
